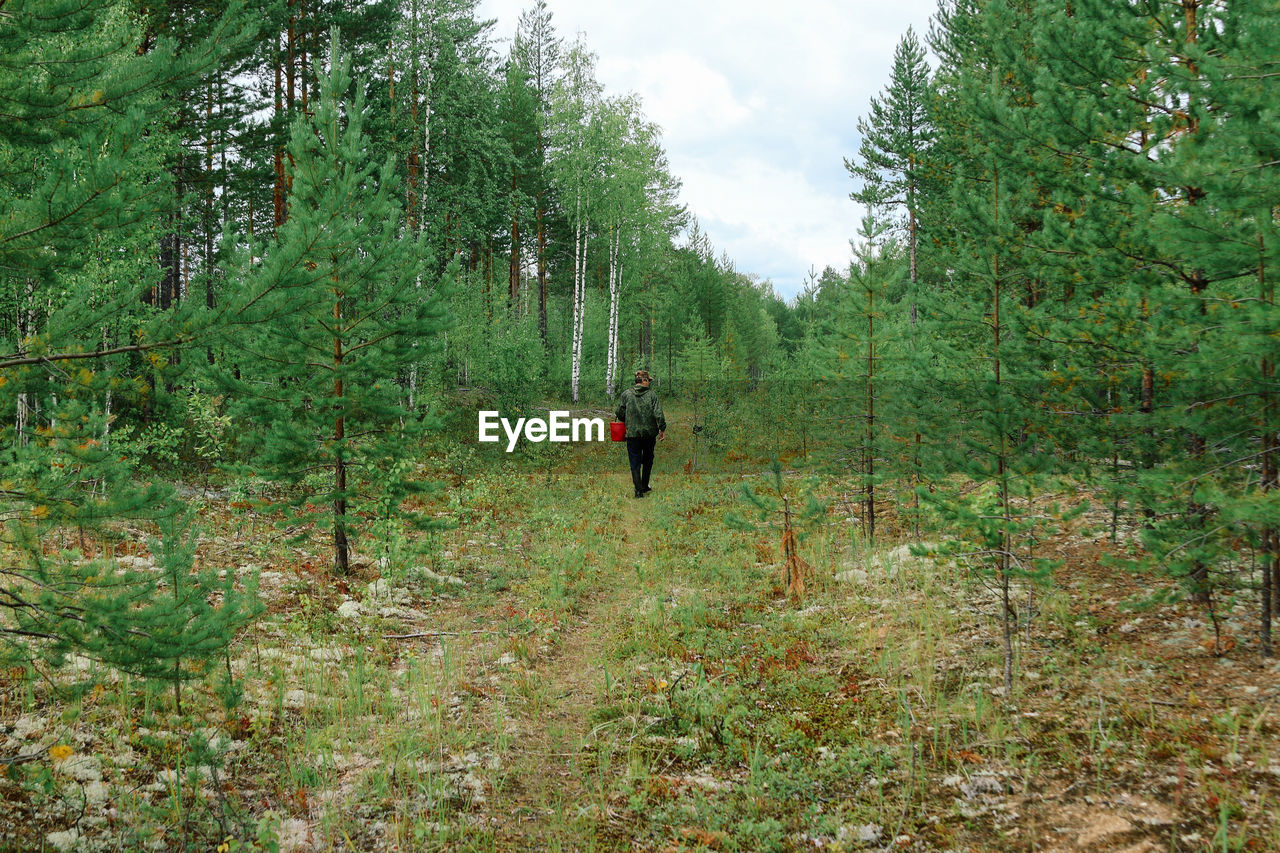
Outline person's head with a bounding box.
[634,370,652,386]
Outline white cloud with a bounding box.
[477,0,939,298]
[598,52,756,146]
[676,155,856,286]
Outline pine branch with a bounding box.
[0,338,191,370]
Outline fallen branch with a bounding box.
[0,747,49,765]
[381,629,498,640]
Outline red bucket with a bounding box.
[610,421,626,442]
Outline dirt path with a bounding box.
[485,478,655,850]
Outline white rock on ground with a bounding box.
[415,567,466,587]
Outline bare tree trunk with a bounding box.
[606,223,620,397]
[273,33,287,230]
[908,206,918,326]
[15,279,34,448]
[1262,233,1276,657]
[865,269,876,543]
[286,0,296,110]
[420,15,432,228]
[992,166,1013,694]
[537,201,547,343]
[510,174,520,311]
[570,211,587,403]
[332,284,349,574]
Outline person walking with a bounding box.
[615,369,666,498]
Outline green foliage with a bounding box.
[1,508,260,698]
[0,0,257,678]
[727,460,826,533]
[218,32,453,572]
[846,26,934,227]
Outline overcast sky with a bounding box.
[475,0,940,301]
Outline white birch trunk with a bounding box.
[16,393,28,448]
[605,224,620,398]
[570,213,587,403]
[15,281,32,447]
[421,14,432,221]
[570,171,586,402]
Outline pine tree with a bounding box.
[845,27,934,325]
[499,59,538,312]
[0,0,257,675]
[824,213,904,543]
[512,0,563,345]
[998,0,1280,641]
[919,0,1080,691]
[220,32,453,574]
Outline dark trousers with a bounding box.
[626,435,657,490]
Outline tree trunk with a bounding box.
[993,166,1014,694]
[866,268,876,542]
[332,280,349,574]
[908,206,918,327]
[510,173,520,311]
[286,0,296,111]
[570,211,587,403]
[537,200,547,343]
[1262,234,1276,656]
[273,33,287,230]
[606,224,620,398]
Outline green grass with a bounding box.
[2,402,1278,851]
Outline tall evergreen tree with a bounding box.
[513,0,562,344]
[845,27,934,325]
[221,32,453,574]
[0,0,256,673]
[499,59,538,312]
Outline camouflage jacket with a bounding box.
[615,385,666,438]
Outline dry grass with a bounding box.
[2,406,1278,851]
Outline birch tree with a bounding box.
[550,37,603,403]
[595,95,683,396]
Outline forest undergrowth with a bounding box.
[2,404,1279,853]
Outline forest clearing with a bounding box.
[3,0,1279,849]
[3,410,1280,851]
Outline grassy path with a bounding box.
[486,485,643,849]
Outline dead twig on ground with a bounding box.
[381,629,500,640]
